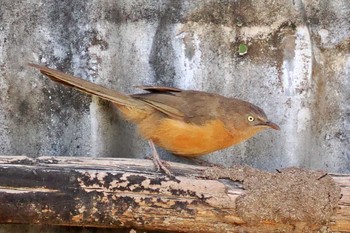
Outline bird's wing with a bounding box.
[132,88,186,120]
[132,88,220,123]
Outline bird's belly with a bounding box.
[141,118,239,156]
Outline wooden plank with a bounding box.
[0,156,348,232]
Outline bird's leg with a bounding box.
[148,140,172,176]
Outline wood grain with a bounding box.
[0,156,348,233]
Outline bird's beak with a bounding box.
[264,121,280,130]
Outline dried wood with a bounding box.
[0,156,348,233]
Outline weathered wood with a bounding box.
[0,156,348,233]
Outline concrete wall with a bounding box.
[0,0,349,231]
[1,0,349,171]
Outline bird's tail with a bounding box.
[28,63,143,108]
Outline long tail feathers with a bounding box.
[28,63,141,107]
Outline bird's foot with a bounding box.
[148,141,173,177]
[151,154,172,176]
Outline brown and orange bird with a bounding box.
[29,64,280,175]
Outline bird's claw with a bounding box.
[148,140,173,177]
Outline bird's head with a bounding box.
[224,99,280,137]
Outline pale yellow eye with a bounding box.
[248,116,255,122]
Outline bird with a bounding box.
[29,63,280,176]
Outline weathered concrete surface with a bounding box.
[0,0,349,176]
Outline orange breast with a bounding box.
[140,118,244,156]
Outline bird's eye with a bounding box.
[248,116,255,122]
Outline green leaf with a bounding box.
[238,43,248,55]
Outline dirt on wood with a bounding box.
[204,166,341,226]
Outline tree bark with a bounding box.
[0,156,348,233]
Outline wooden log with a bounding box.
[0,156,348,233]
